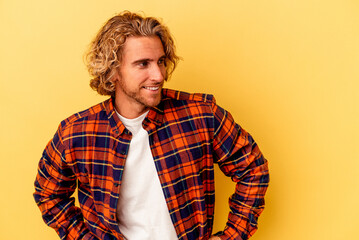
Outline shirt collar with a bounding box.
[103,98,126,137]
[103,94,166,137]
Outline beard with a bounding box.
[116,76,163,109]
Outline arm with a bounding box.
[212,104,269,240]
[33,126,98,240]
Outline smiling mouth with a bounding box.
[143,86,160,91]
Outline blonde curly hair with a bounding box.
[85,11,180,97]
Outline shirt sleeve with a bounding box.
[211,103,269,240]
[33,125,98,240]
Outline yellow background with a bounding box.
[1,0,358,239]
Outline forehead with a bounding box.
[121,36,165,60]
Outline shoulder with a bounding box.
[58,98,112,133]
[159,89,219,121]
[162,88,216,104]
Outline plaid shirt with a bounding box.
[34,89,269,240]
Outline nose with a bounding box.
[149,64,165,83]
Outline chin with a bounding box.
[146,97,161,108]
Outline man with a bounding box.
[34,11,269,240]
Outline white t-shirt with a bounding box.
[116,111,178,240]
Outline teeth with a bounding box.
[144,86,159,90]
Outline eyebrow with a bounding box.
[131,55,166,65]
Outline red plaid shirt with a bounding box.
[34,89,269,240]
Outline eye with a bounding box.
[138,61,149,68]
[158,58,166,66]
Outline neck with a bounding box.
[114,98,149,119]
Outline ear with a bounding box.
[111,69,121,83]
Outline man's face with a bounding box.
[114,36,166,118]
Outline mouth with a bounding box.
[143,86,161,91]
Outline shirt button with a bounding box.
[114,183,119,187]
[120,150,126,155]
[111,215,114,219]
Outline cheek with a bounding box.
[126,71,146,85]
[161,66,167,77]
